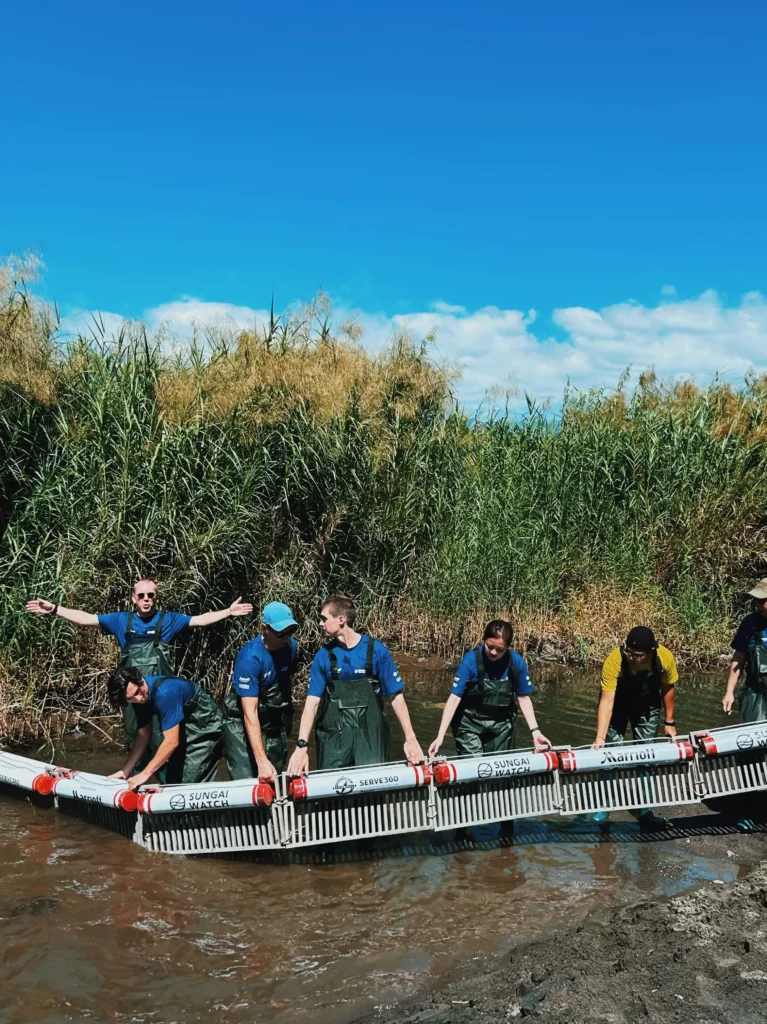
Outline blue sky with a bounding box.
[2,1,766,401]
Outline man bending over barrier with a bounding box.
[286,595,424,776]
[107,666,223,790]
[222,602,300,782]
[591,625,679,831]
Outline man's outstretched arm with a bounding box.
[26,599,99,627]
[189,597,253,627]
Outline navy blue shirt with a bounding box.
[232,636,298,700]
[732,613,767,653]
[308,635,404,698]
[134,675,196,732]
[98,610,191,648]
[451,648,535,698]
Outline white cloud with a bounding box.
[61,290,767,408]
[144,298,270,337]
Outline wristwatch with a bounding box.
[296,738,308,749]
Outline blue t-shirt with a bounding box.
[134,675,196,732]
[232,636,298,700]
[98,609,191,648]
[451,648,535,698]
[732,613,767,653]
[308,635,404,698]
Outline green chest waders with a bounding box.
[222,673,293,780]
[146,677,224,785]
[119,610,171,768]
[740,629,767,723]
[452,647,517,757]
[607,648,664,744]
[315,637,389,770]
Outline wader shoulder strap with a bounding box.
[474,647,485,684]
[651,650,664,685]
[619,646,629,679]
[126,610,135,638]
[365,636,375,677]
[327,646,339,679]
[154,610,166,648]
[147,675,172,704]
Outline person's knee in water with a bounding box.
[286,595,425,778]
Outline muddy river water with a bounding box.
[0,664,755,1024]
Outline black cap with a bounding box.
[625,626,656,652]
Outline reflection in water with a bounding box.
[0,666,753,1024]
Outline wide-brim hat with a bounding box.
[748,578,767,600]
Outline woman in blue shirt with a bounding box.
[428,620,551,757]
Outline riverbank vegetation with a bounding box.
[1,256,766,739]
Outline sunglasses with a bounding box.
[624,647,650,658]
[136,592,156,599]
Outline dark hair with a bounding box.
[107,665,144,708]
[322,594,356,627]
[483,619,514,646]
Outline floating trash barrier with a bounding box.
[1,725,766,855]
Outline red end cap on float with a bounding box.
[116,790,139,812]
[136,793,150,814]
[289,777,307,801]
[32,774,55,795]
[432,762,454,786]
[558,750,576,773]
[699,734,718,756]
[675,739,694,760]
[252,783,275,807]
[543,751,560,771]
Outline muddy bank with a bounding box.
[362,825,767,1024]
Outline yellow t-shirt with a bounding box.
[601,645,679,693]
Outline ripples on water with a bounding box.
[0,666,755,1024]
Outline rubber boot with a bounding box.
[633,808,667,831]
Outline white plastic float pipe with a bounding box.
[559,738,694,773]
[289,763,431,800]
[695,722,767,757]
[0,752,56,795]
[137,780,275,815]
[50,770,138,812]
[432,750,558,786]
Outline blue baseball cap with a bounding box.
[262,601,298,632]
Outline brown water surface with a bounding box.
[0,664,754,1024]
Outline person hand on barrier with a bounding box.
[126,771,151,792]
[532,729,552,752]
[257,757,277,784]
[663,721,678,738]
[404,736,426,765]
[287,744,310,778]
[108,769,128,780]
[591,737,606,750]
[427,737,444,759]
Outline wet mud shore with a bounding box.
[360,818,767,1024]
